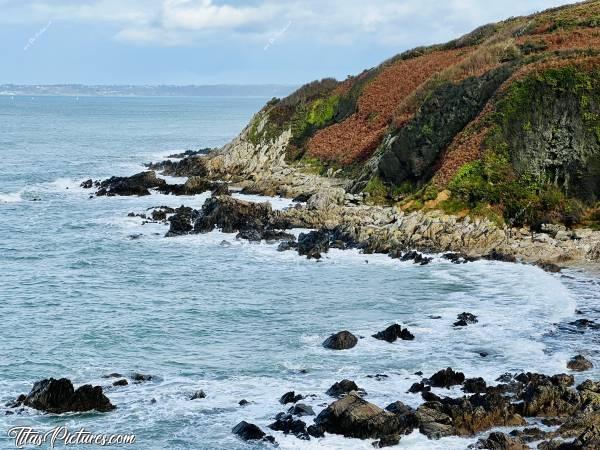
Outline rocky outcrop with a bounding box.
[428,368,466,388]
[568,355,594,372]
[96,171,166,196]
[232,421,275,443]
[20,378,115,414]
[471,432,528,450]
[372,324,414,342]
[326,379,365,398]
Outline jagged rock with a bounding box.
[166,206,199,237]
[306,188,345,210]
[194,196,273,234]
[297,230,330,259]
[80,179,94,189]
[131,373,153,382]
[190,390,206,400]
[428,368,466,388]
[322,330,358,350]
[268,413,309,440]
[232,421,275,443]
[112,379,128,387]
[22,378,115,413]
[408,382,430,394]
[287,403,315,417]
[454,312,478,327]
[471,432,528,449]
[372,324,414,342]
[385,401,419,429]
[97,171,166,196]
[567,355,593,372]
[416,403,454,439]
[518,374,581,417]
[307,424,325,438]
[147,154,208,177]
[508,427,550,443]
[280,391,303,405]
[326,379,365,398]
[315,393,413,439]
[483,250,517,263]
[463,377,487,393]
[211,183,230,197]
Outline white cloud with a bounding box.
[1,0,581,47]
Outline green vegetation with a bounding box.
[364,176,389,204]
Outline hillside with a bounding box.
[204,0,600,231]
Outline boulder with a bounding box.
[463,377,487,394]
[232,421,275,443]
[567,355,593,372]
[112,379,128,387]
[268,413,309,440]
[194,196,273,234]
[306,188,345,210]
[166,206,199,237]
[372,324,415,342]
[23,378,115,413]
[287,403,315,417]
[315,393,412,439]
[385,401,419,429]
[326,379,365,398]
[190,390,206,400]
[518,375,581,417]
[322,330,358,350]
[97,171,166,196]
[131,373,153,383]
[279,391,303,405]
[428,368,466,388]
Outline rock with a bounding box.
[182,176,212,195]
[463,377,487,393]
[80,179,93,189]
[306,188,345,210]
[23,378,115,413]
[194,196,273,234]
[131,373,153,382]
[297,230,330,259]
[277,240,298,252]
[5,394,26,408]
[408,382,430,394]
[210,183,230,197]
[518,374,581,417]
[483,250,517,263]
[569,319,600,330]
[279,391,303,405]
[454,312,478,327]
[326,379,365,398]
[190,390,206,400]
[508,427,549,443]
[471,432,528,449]
[97,171,166,196]
[315,392,413,439]
[268,413,309,439]
[322,330,358,350]
[112,379,128,387]
[428,368,466,388]
[372,324,415,342]
[307,424,325,438]
[287,403,315,417]
[165,206,199,237]
[537,261,562,273]
[416,404,455,439]
[567,355,593,372]
[102,373,123,379]
[232,421,274,443]
[372,435,401,447]
[385,401,419,429]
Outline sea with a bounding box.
[0,95,599,449]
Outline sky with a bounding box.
[0,0,580,85]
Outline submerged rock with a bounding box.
[268,413,310,440]
[454,312,478,327]
[322,330,358,350]
[190,390,206,400]
[372,324,415,342]
[22,378,115,413]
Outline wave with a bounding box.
[0,191,22,203]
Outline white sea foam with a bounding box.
[0,191,22,203]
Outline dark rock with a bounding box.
[280,391,304,405]
[408,382,430,394]
[5,394,26,408]
[268,413,309,440]
[454,312,478,327]
[483,250,517,263]
[421,390,443,402]
[315,392,413,439]
[509,427,550,443]
[102,373,123,379]
[496,373,514,383]
[166,206,199,237]
[131,373,153,383]
[326,379,365,398]
[372,435,401,447]
[97,171,166,196]
[322,330,358,350]
[297,230,330,259]
[22,378,114,413]
[112,379,128,387]
[538,262,562,273]
[307,424,325,438]
[471,431,528,449]
[194,196,273,234]
[367,374,389,381]
[385,401,419,429]
[211,183,230,197]
[277,240,298,252]
[190,390,206,400]
[232,421,274,443]
[288,403,315,417]
[238,399,249,406]
[80,179,93,189]
[569,319,600,330]
[567,355,593,372]
[463,377,487,393]
[146,155,208,177]
[372,324,414,343]
[518,374,581,417]
[151,209,169,221]
[428,368,466,388]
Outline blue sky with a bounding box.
[1,0,579,85]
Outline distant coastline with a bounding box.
[0,84,298,98]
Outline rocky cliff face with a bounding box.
[196,1,600,231]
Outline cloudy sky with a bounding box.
[1,0,578,85]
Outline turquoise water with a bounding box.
[0,96,598,450]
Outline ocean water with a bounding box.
[0,95,599,450]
